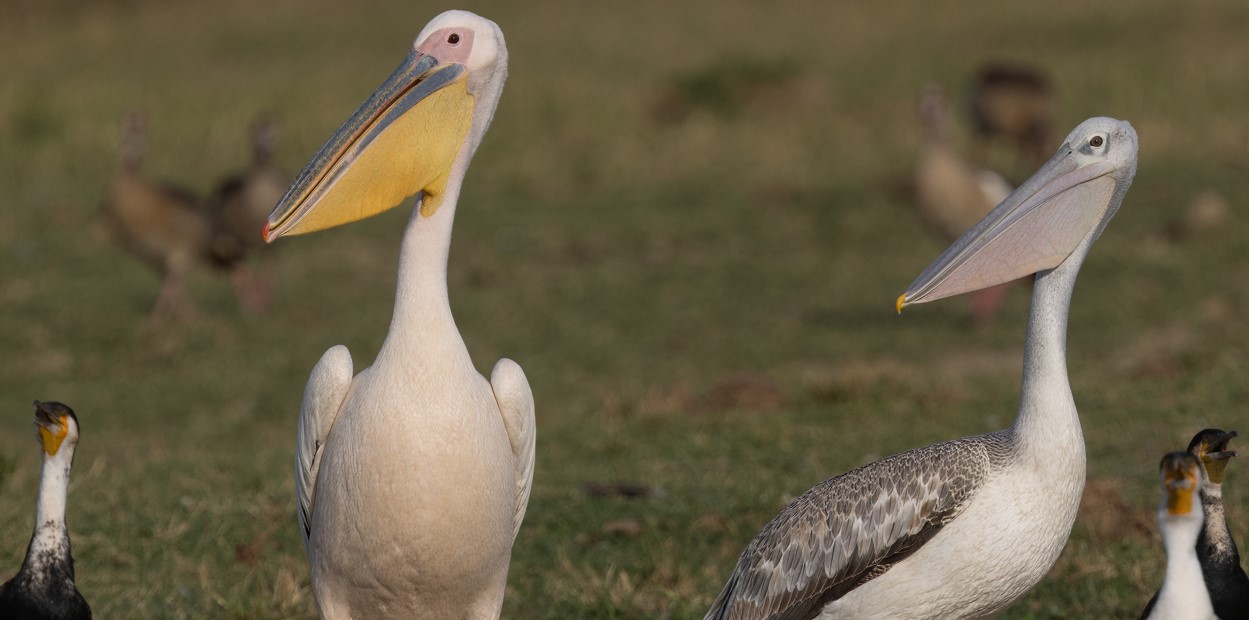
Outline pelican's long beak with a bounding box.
[264,50,474,241]
[33,400,69,456]
[897,143,1118,311]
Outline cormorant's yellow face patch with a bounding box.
[1196,434,1236,485]
[1163,469,1197,516]
[39,416,69,456]
[1203,452,1229,485]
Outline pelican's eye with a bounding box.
[1089,135,1104,148]
[448,33,461,45]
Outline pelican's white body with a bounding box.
[819,450,1082,617]
[309,331,518,616]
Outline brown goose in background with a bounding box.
[105,112,214,325]
[208,117,291,313]
[967,63,1055,169]
[914,85,1015,326]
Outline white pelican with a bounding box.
[1144,452,1217,620]
[914,84,1015,326]
[0,401,91,619]
[263,11,534,619]
[1144,429,1249,618]
[705,117,1138,619]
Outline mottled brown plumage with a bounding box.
[104,112,213,324]
[967,63,1055,168]
[208,117,291,312]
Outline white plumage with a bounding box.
[269,11,534,619]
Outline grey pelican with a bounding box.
[914,84,1015,326]
[1144,429,1249,618]
[106,112,214,324]
[705,117,1137,619]
[0,401,91,620]
[208,116,291,312]
[264,11,534,619]
[1143,452,1217,620]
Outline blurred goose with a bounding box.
[0,401,90,620]
[1143,452,1217,620]
[105,112,213,324]
[264,11,533,619]
[1144,429,1249,618]
[706,118,1138,619]
[967,63,1055,168]
[208,117,291,312]
[914,85,1015,326]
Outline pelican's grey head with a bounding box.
[898,116,1138,312]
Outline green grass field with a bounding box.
[3,0,1249,617]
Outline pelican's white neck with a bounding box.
[378,161,470,367]
[1010,235,1093,465]
[376,75,503,369]
[372,46,506,373]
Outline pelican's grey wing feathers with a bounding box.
[706,433,1008,620]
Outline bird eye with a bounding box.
[448,33,461,45]
[1089,135,1104,148]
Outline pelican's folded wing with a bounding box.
[705,435,1000,620]
[295,345,354,550]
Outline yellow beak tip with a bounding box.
[895,294,908,314]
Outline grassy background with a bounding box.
[2,0,1249,617]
